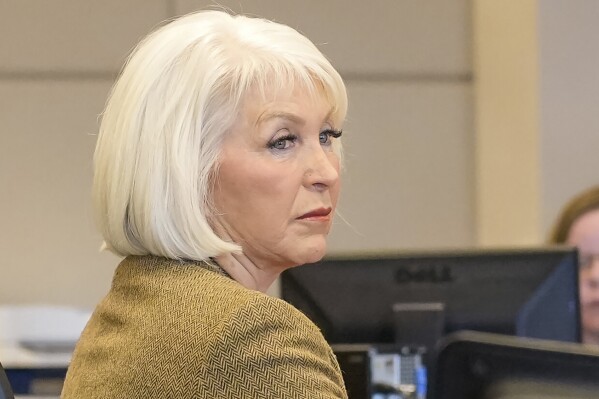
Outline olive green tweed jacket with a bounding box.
[61,256,347,398]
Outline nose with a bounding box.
[303,146,340,192]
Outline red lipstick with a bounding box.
[298,207,332,221]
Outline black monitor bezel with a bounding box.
[435,330,599,399]
[281,246,581,345]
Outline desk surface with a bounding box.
[0,343,71,369]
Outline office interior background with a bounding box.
[1,0,599,308]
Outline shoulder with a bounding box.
[202,292,347,398]
[226,290,319,332]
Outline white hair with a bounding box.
[93,10,348,260]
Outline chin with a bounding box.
[294,238,328,266]
[300,251,326,266]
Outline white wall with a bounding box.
[4,1,597,308]
[473,0,542,246]
[539,0,599,233]
[472,0,599,246]
[0,0,171,307]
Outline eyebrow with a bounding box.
[255,111,306,127]
[254,108,335,127]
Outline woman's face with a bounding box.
[212,86,342,271]
[567,209,599,340]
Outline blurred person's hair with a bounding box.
[549,186,599,244]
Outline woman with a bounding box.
[61,10,348,398]
[549,186,599,345]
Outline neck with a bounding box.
[215,252,280,293]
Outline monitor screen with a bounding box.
[435,331,599,399]
[281,247,581,347]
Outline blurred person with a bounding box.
[61,9,348,398]
[549,185,599,345]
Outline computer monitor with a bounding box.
[435,330,599,399]
[0,361,14,399]
[281,247,581,348]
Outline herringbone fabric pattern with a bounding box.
[61,256,348,398]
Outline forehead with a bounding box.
[242,84,334,125]
[567,209,599,251]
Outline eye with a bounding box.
[268,134,298,151]
[319,129,343,146]
[579,254,594,270]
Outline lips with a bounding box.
[298,207,332,220]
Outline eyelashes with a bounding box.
[267,128,343,151]
[268,134,297,150]
[323,129,343,139]
[319,129,342,146]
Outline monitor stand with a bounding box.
[393,301,446,398]
[392,302,446,349]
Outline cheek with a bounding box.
[331,179,341,208]
[580,271,595,303]
[215,159,299,218]
[329,155,342,205]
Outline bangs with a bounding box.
[226,54,347,127]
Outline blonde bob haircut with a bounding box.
[93,10,348,260]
